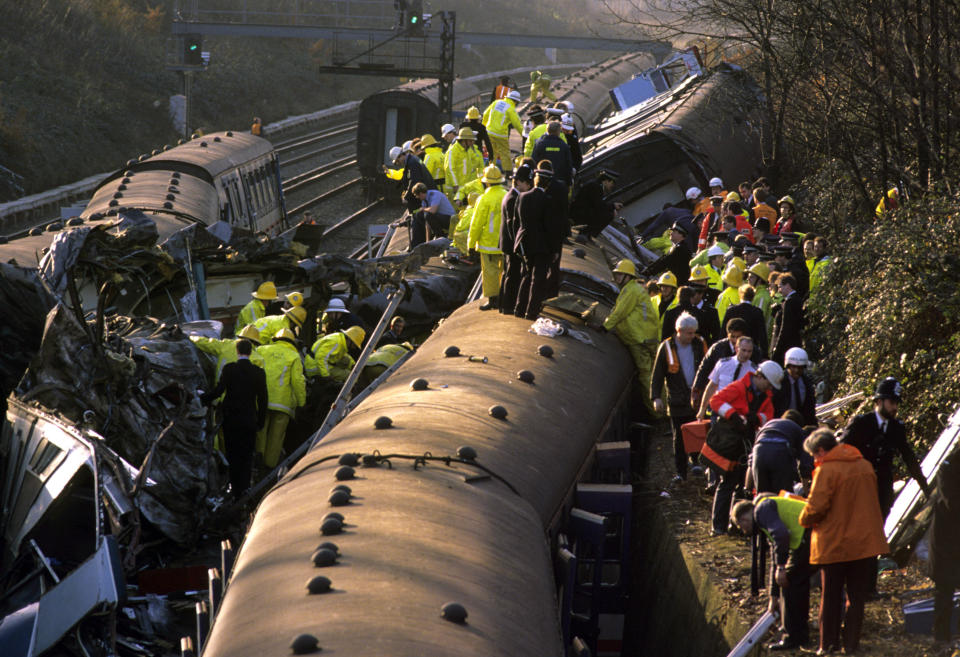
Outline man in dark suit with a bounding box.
[770,273,803,364]
[722,284,769,360]
[201,339,268,497]
[643,222,692,286]
[499,163,533,315]
[514,165,554,319]
[773,347,817,426]
[840,376,931,594]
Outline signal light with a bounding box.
[184,34,203,66]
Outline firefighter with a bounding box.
[444,128,484,202]
[716,265,744,323]
[482,90,524,170]
[254,305,306,344]
[256,328,306,468]
[529,70,557,103]
[468,166,508,310]
[419,134,445,188]
[460,106,494,163]
[235,281,277,334]
[306,326,366,383]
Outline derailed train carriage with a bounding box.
[202,236,637,657]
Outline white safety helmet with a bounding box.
[401,140,413,153]
[784,347,810,367]
[707,244,726,257]
[324,298,348,314]
[561,113,574,130]
[561,101,575,112]
[685,186,702,201]
[441,123,456,137]
[388,146,403,161]
[508,90,522,102]
[757,360,784,390]
[709,176,723,188]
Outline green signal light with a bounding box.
[189,44,199,51]
[410,16,418,23]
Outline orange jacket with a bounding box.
[798,443,889,564]
[708,371,774,426]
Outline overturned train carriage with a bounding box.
[202,239,636,656]
[579,63,766,229]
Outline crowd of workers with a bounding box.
[597,174,959,653]
[193,282,411,497]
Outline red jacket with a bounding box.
[709,372,775,426]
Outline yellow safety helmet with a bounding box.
[725,191,741,202]
[657,271,678,288]
[748,262,770,282]
[343,325,366,349]
[419,133,438,148]
[284,305,307,328]
[730,256,746,272]
[723,265,743,288]
[481,165,504,184]
[689,265,710,283]
[252,281,277,301]
[457,127,476,141]
[466,106,481,120]
[778,195,795,208]
[274,328,297,345]
[285,291,304,307]
[613,259,637,277]
[237,324,261,344]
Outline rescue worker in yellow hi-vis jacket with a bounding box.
[529,70,557,103]
[256,328,306,468]
[306,326,366,383]
[235,281,277,334]
[359,341,414,388]
[482,90,524,170]
[419,133,445,187]
[444,128,484,202]
[600,260,659,417]
[468,166,508,310]
[716,264,744,323]
[254,305,306,344]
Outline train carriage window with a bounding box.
[230,179,246,223]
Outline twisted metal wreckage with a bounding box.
[0,211,468,655]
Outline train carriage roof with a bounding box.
[81,170,220,225]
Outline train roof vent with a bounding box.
[226,131,234,137]
[335,465,355,480]
[306,576,332,594]
[328,489,350,506]
[163,201,174,209]
[199,141,208,148]
[457,445,477,460]
[311,548,337,567]
[290,634,320,654]
[441,602,468,624]
[338,453,360,467]
[213,136,222,142]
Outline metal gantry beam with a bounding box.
[169,22,670,54]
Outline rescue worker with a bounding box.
[875,187,899,217]
[747,262,773,336]
[257,327,306,468]
[282,291,304,311]
[570,169,622,238]
[522,105,546,156]
[731,493,813,651]
[235,281,278,334]
[529,70,557,103]
[691,318,756,417]
[444,128,484,202]
[524,114,565,160]
[774,347,817,426]
[688,267,722,344]
[651,271,679,322]
[703,244,726,292]
[460,106,494,163]
[359,341,414,388]
[531,120,573,185]
[721,284,769,359]
[603,259,659,417]
[689,186,712,218]
[251,117,262,136]
[752,188,778,228]
[651,312,709,481]
[643,222,692,285]
[561,113,582,172]
[709,176,727,199]
[707,360,781,535]
[319,297,364,336]
[743,243,760,268]
[697,195,725,251]
[491,75,514,103]
[772,244,809,300]
[306,326,366,383]
[748,415,811,495]
[411,181,456,247]
[440,123,457,148]
[192,324,266,391]
[452,190,481,254]
[469,165,509,310]
[715,264,743,323]
[499,162,533,315]
[419,134,446,188]
[386,145,435,212]
[255,305,306,344]
[482,90,524,170]
[695,335,757,420]
[774,195,800,234]
[809,237,832,294]
[200,338,268,497]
